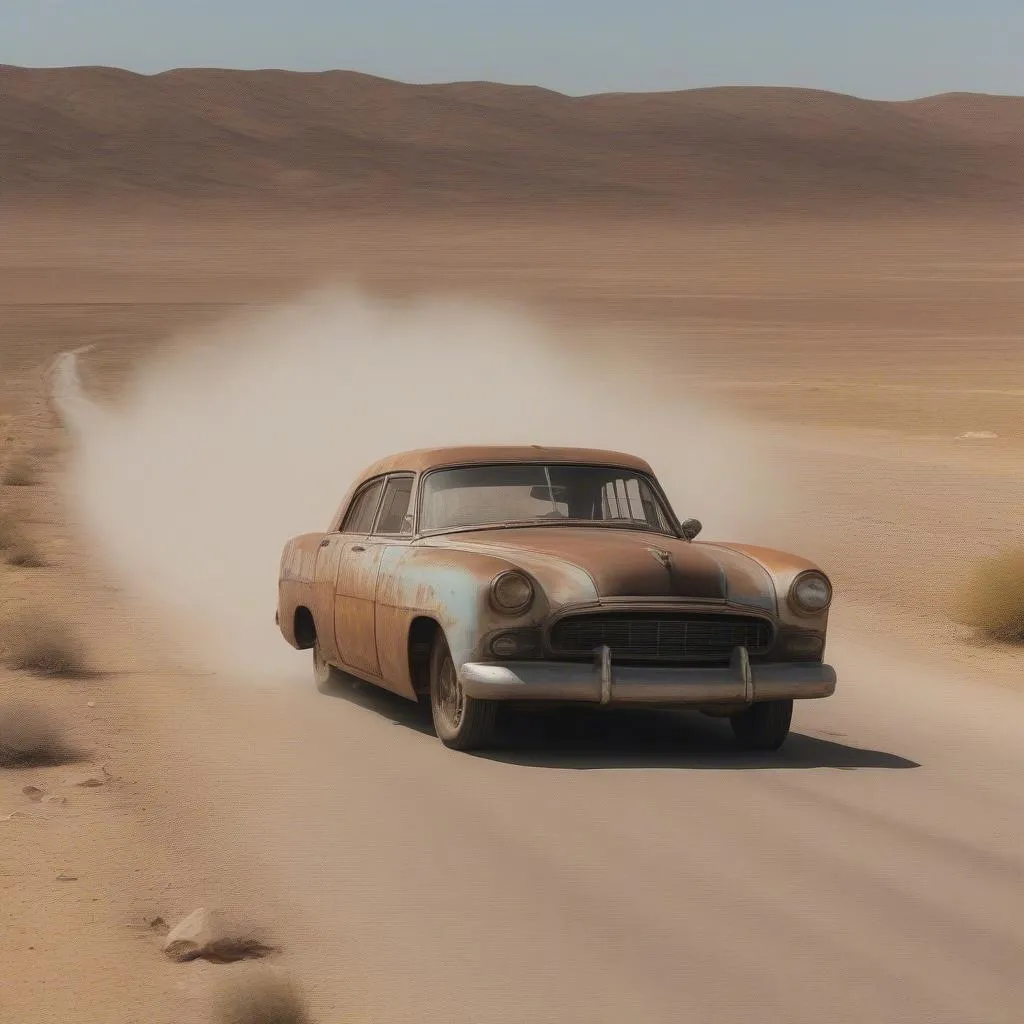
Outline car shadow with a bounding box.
[480,707,921,770]
[317,671,436,736]
[317,674,920,771]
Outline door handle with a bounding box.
[351,544,366,552]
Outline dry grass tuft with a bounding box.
[1,455,40,487]
[1,608,92,678]
[954,548,1024,643]
[0,700,79,768]
[0,512,19,551]
[213,971,313,1024]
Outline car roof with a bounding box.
[354,445,655,483]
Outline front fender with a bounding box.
[376,546,551,667]
[712,542,832,632]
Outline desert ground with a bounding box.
[2,69,1024,1024]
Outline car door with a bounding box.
[368,473,416,691]
[335,473,414,680]
[322,476,385,671]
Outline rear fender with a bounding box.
[277,533,326,648]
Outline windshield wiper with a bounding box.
[487,518,664,533]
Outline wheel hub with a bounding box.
[437,655,464,729]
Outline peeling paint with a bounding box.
[276,448,834,699]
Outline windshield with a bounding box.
[418,463,676,535]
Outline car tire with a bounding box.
[313,640,346,693]
[730,699,793,751]
[429,631,497,751]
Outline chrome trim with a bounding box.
[787,569,834,616]
[489,569,535,615]
[588,596,729,607]
[596,645,613,704]
[731,645,753,702]
[459,650,836,705]
[543,602,777,659]
[546,599,774,623]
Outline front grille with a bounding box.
[549,612,773,663]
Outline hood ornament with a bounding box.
[650,548,673,571]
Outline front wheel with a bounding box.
[313,641,346,693]
[730,699,793,751]
[429,632,497,751]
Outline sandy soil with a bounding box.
[2,209,1023,1023]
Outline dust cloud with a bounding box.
[58,288,797,682]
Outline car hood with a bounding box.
[423,527,775,608]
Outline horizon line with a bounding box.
[2,63,1022,105]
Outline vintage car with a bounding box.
[276,445,836,752]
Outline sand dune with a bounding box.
[2,64,1023,212]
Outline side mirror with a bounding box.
[680,518,702,541]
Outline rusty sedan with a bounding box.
[276,446,836,752]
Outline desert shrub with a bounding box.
[5,539,47,568]
[213,972,313,1024]
[1,608,90,677]
[955,548,1024,643]
[0,700,76,767]
[1,455,39,487]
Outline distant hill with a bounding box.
[2,65,1022,214]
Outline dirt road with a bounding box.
[87,595,1019,1024]
[7,582,1022,1024]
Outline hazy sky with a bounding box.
[4,0,1021,99]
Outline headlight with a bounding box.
[789,570,833,615]
[490,570,534,614]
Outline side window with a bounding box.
[374,476,414,535]
[599,476,670,531]
[341,478,385,534]
[601,479,646,520]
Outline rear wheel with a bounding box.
[730,699,793,751]
[429,632,497,751]
[313,640,346,693]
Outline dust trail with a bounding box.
[56,287,797,682]
[48,344,104,438]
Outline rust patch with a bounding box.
[277,448,834,686]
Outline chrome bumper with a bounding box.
[459,645,836,706]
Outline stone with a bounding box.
[163,908,276,964]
